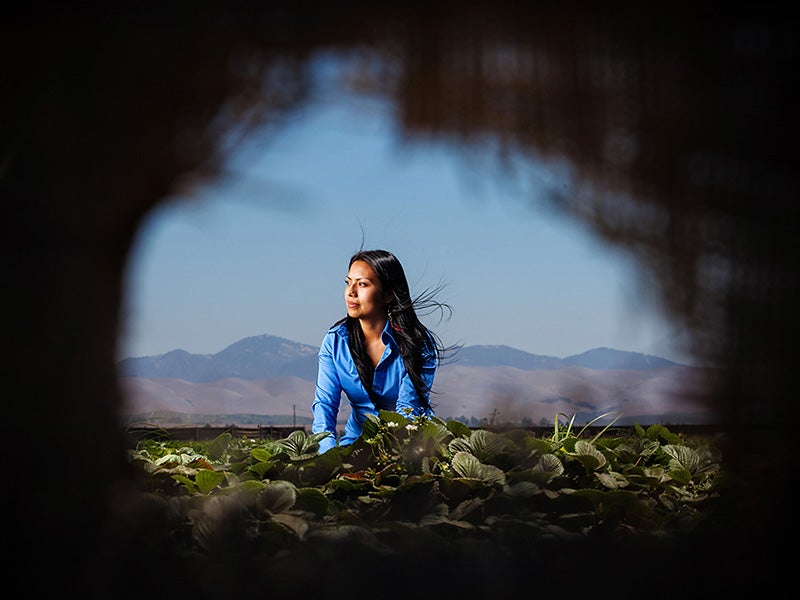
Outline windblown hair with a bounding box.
[335,249,453,411]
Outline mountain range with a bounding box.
[118,334,714,425]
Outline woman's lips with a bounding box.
[347,302,359,308]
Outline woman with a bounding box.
[311,249,450,453]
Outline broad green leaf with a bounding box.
[668,468,693,485]
[662,444,701,473]
[155,453,185,466]
[196,469,225,495]
[289,452,319,462]
[380,410,410,428]
[534,453,564,475]
[646,424,681,445]
[160,464,198,477]
[450,451,484,478]
[638,440,661,460]
[448,437,472,455]
[274,430,315,456]
[641,466,670,483]
[575,454,603,471]
[324,477,364,493]
[172,474,197,494]
[561,436,580,452]
[249,461,274,479]
[450,451,506,486]
[206,432,232,461]
[438,477,475,503]
[259,480,298,514]
[596,471,629,489]
[446,419,472,438]
[526,437,556,456]
[468,429,509,462]
[236,479,266,492]
[294,487,329,516]
[573,440,607,471]
[419,419,451,446]
[250,448,273,463]
[448,430,508,463]
[309,431,336,445]
[299,446,345,487]
[506,481,542,498]
[361,413,383,438]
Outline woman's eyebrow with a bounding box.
[345,276,372,282]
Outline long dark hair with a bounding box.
[336,249,453,411]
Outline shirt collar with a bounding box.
[334,318,397,347]
[381,319,399,347]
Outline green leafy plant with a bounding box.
[126,411,725,575]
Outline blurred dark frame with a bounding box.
[3,1,797,596]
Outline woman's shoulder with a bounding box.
[318,321,349,355]
[322,320,348,342]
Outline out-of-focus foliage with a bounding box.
[128,410,724,568]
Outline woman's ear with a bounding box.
[384,292,396,313]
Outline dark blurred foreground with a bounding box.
[3,2,798,597]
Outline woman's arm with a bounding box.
[311,333,343,453]
[395,347,437,417]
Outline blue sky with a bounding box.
[119,64,692,365]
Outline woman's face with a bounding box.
[344,260,390,322]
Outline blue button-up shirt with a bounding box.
[311,320,437,453]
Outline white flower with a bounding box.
[387,421,399,428]
[405,424,418,431]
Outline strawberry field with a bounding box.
[125,411,725,595]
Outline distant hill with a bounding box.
[118,333,710,426]
[452,345,565,370]
[453,345,681,371]
[119,334,319,382]
[119,335,683,383]
[562,347,679,370]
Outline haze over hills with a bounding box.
[119,334,319,382]
[453,345,681,371]
[118,334,712,426]
[119,335,685,381]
